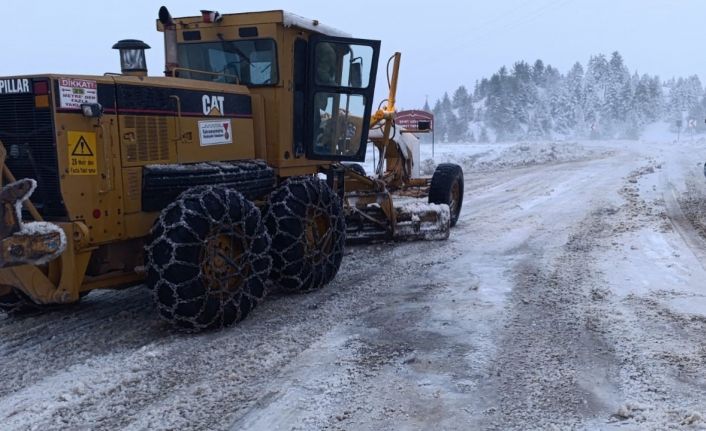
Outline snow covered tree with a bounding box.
[427,50,680,141]
[432,99,447,142]
[532,59,546,86]
[479,127,489,143]
[452,85,474,123]
[584,54,609,137]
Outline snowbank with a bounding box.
[418,142,606,175]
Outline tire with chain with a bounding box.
[429,163,464,227]
[264,177,345,293]
[145,185,271,331]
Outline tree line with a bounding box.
[427,52,706,142]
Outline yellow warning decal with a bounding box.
[67,131,97,175]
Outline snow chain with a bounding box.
[146,185,271,331]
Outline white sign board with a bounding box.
[58,78,98,109]
[198,120,233,146]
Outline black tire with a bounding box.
[345,163,367,177]
[142,160,275,212]
[264,177,345,292]
[145,185,272,331]
[429,163,464,227]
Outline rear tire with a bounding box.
[264,177,345,292]
[429,163,464,227]
[145,185,272,331]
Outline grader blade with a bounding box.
[393,202,450,241]
[344,191,395,243]
[0,179,65,268]
[344,193,451,243]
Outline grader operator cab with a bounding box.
[0,7,463,331]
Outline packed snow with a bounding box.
[3,132,706,430]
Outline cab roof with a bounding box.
[156,10,352,38]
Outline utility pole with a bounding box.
[676,119,682,142]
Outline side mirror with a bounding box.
[350,62,362,88]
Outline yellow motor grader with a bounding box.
[0,7,463,331]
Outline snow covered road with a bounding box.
[3,139,706,430]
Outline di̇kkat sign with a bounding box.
[198,120,233,146]
[59,78,98,109]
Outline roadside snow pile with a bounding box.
[420,142,604,175]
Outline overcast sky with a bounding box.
[2,0,704,108]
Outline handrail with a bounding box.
[370,53,402,177]
[97,122,114,194]
[169,95,183,140]
[171,67,240,84]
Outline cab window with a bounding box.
[313,92,367,157]
[310,41,376,158]
[177,39,278,86]
[314,42,373,88]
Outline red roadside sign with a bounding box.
[395,110,433,132]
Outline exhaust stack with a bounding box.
[158,6,178,76]
[112,39,151,77]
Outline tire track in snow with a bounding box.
[660,170,706,272]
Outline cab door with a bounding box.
[305,35,380,162]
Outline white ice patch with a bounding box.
[282,11,351,37]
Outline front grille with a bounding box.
[0,82,65,218]
[124,115,170,162]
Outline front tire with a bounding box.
[429,163,464,227]
[264,177,345,292]
[145,186,271,331]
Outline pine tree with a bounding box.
[691,91,706,132]
[532,59,545,86]
[479,127,489,143]
[564,62,586,134]
[452,85,474,123]
[475,78,490,100]
[432,99,447,142]
[584,54,609,137]
[447,113,468,142]
[606,52,631,125]
[667,75,702,130]
[442,51,683,140]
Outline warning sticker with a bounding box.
[67,131,97,175]
[59,78,98,109]
[198,120,233,146]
